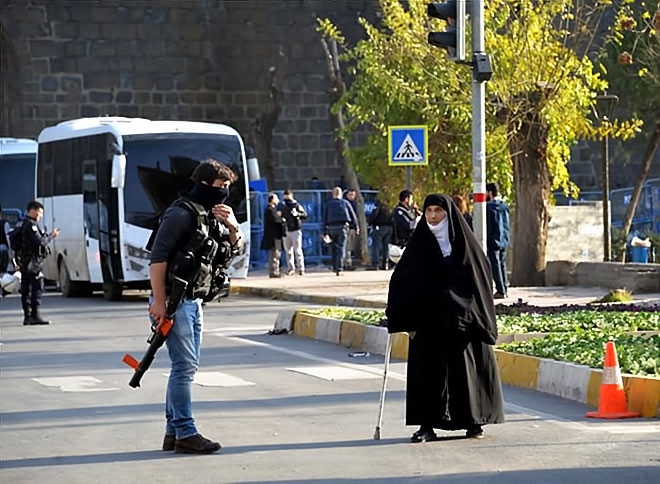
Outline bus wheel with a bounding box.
[103,282,123,301]
[58,260,74,298]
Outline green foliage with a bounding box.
[594,288,634,303]
[499,333,660,377]
[302,307,660,376]
[599,1,660,120]
[318,0,643,206]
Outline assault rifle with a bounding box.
[122,275,188,388]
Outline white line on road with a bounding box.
[218,332,660,436]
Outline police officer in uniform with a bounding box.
[148,159,244,454]
[17,201,60,325]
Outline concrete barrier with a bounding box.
[546,260,660,293]
[281,310,660,418]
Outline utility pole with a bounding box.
[471,0,488,251]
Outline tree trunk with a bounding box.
[0,23,23,136]
[320,37,370,265]
[509,113,551,287]
[254,67,281,190]
[618,121,660,261]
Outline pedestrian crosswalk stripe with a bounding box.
[162,371,256,387]
[32,376,119,392]
[393,134,423,162]
[286,365,380,381]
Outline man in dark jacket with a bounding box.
[277,189,308,276]
[323,186,359,275]
[486,182,510,299]
[148,159,243,454]
[16,200,60,325]
[261,192,285,278]
[392,189,421,247]
[367,197,394,270]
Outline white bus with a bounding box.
[36,117,251,300]
[0,137,38,219]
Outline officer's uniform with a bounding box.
[18,216,52,325]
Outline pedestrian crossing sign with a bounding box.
[388,125,428,166]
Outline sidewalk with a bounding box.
[231,267,660,308]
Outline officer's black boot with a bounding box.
[29,310,51,325]
[23,312,31,325]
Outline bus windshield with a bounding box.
[1,153,36,212]
[122,133,246,229]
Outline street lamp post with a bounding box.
[593,93,619,262]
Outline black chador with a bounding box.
[386,194,504,441]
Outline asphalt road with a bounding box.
[1,292,659,484]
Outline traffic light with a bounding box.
[427,1,466,62]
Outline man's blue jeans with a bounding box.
[151,297,203,439]
[328,226,348,273]
[487,248,508,295]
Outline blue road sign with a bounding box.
[388,125,428,166]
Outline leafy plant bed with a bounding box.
[303,307,660,333]
[499,333,660,377]
[496,302,660,316]
[301,307,660,377]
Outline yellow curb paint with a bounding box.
[586,370,602,408]
[494,350,540,389]
[292,313,317,339]
[340,321,365,349]
[391,333,409,359]
[623,374,660,418]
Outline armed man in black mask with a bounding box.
[147,158,243,454]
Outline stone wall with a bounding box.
[546,203,605,263]
[0,0,376,189]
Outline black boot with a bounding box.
[23,314,31,325]
[29,311,51,325]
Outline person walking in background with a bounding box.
[486,182,510,299]
[343,188,359,270]
[392,189,421,248]
[452,195,473,231]
[386,193,504,443]
[278,189,308,276]
[0,204,11,273]
[367,197,394,270]
[261,193,286,278]
[323,187,359,276]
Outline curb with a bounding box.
[275,310,660,418]
[230,285,386,308]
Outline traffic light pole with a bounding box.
[471,0,487,252]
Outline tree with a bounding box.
[319,0,641,285]
[254,66,282,190]
[319,32,370,265]
[600,1,660,260]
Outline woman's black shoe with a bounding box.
[410,427,437,443]
[466,425,484,439]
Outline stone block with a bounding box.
[40,76,59,92]
[544,260,577,286]
[90,6,117,23]
[78,23,101,39]
[141,106,161,118]
[118,104,140,117]
[165,93,179,104]
[30,40,62,58]
[51,57,78,73]
[81,105,100,117]
[115,91,132,103]
[152,93,164,105]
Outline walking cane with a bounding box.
[373,332,393,440]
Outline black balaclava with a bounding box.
[187,181,229,210]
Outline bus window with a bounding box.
[122,133,246,229]
[0,153,36,210]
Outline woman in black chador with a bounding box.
[385,194,504,443]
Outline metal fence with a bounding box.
[554,177,660,235]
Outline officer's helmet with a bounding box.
[1,271,22,294]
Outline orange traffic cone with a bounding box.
[585,341,640,419]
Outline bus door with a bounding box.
[82,160,103,283]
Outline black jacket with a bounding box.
[278,198,308,232]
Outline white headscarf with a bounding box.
[427,217,452,257]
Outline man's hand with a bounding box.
[50,228,61,238]
[212,204,240,232]
[148,297,168,329]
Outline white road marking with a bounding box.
[287,365,380,381]
[213,333,407,381]
[193,371,256,387]
[32,376,119,392]
[219,332,659,436]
